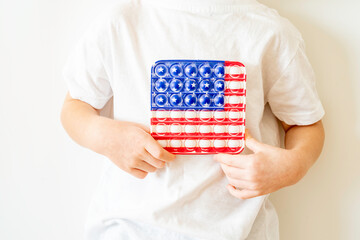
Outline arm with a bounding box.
[214,121,325,199]
[281,121,325,180]
[60,93,175,179]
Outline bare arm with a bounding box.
[281,121,325,181]
[214,120,325,199]
[60,93,102,153]
[60,93,175,179]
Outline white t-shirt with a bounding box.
[63,0,325,239]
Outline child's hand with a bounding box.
[96,119,176,179]
[214,132,305,199]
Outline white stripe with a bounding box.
[152,110,245,121]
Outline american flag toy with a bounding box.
[150,60,246,154]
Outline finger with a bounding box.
[214,153,252,168]
[133,160,157,173]
[245,129,265,153]
[220,163,249,180]
[128,168,149,179]
[119,121,151,133]
[142,151,166,168]
[133,122,151,133]
[145,135,176,162]
[226,185,262,199]
[137,124,150,133]
[227,178,253,190]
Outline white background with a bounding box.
[0,0,359,239]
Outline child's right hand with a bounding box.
[94,118,176,179]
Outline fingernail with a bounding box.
[245,129,249,139]
[226,184,234,190]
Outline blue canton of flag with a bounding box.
[151,61,226,111]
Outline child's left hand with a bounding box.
[214,132,307,199]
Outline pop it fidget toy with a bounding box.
[150,60,246,154]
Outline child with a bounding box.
[61,0,325,239]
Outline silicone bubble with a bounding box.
[185,140,197,148]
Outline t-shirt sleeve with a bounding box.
[267,41,325,125]
[63,17,113,110]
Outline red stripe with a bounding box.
[162,147,244,155]
[224,78,246,81]
[151,118,245,125]
[225,61,245,67]
[224,90,246,93]
[224,89,246,95]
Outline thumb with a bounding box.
[118,121,151,133]
[132,122,151,133]
[245,129,265,153]
[138,123,150,133]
